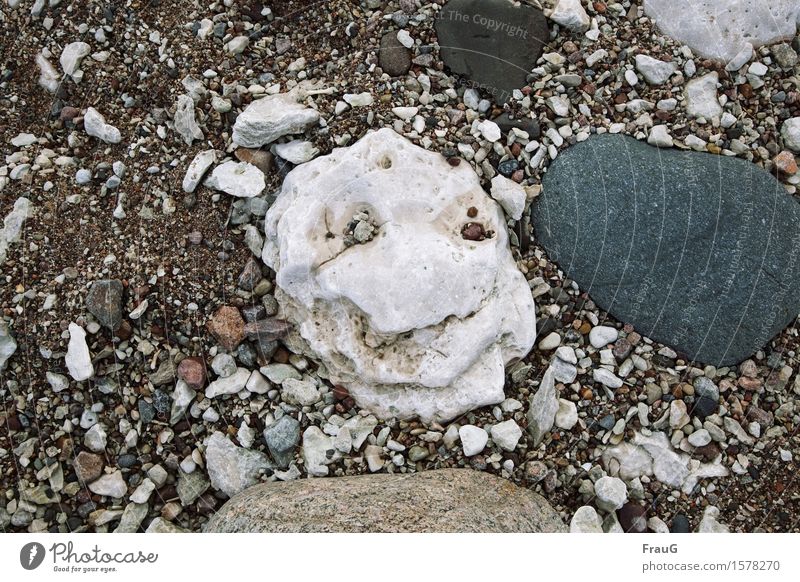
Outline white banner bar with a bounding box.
[1,533,798,581]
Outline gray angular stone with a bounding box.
[533,134,800,366]
[263,415,301,469]
[435,0,549,104]
[205,469,566,532]
[177,468,209,506]
[526,367,558,446]
[85,279,124,330]
[205,431,273,498]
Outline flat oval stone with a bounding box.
[533,134,800,366]
[205,469,566,533]
[435,0,548,104]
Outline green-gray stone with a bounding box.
[533,134,800,366]
[435,0,549,104]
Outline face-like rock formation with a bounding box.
[262,128,536,422]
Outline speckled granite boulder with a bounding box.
[205,469,566,533]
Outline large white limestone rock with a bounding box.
[644,0,800,63]
[263,128,537,423]
[232,88,320,148]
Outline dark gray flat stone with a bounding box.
[533,134,800,366]
[435,0,549,104]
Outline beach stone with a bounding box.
[379,31,411,76]
[177,357,206,389]
[570,505,603,533]
[205,469,566,532]
[88,471,127,498]
[594,476,628,513]
[548,0,590,32]
[459,425,489,456]
[643,0,800,62]
[634,54,677,85]
[60,41,90,79]
[74,451,103,483]
[206,306,245,351]
[782,117,800,152]
[555,398,578,430]
[526,367,558,446]
[533,134,800,366]
[174,94,203,145]
[263,415,301,469]
[65,323,94,381]
[205,161,265,198]
[205,432,273,498]
[263,128,536,423]
[83,107,121,144]
[85,279,124,330]
[685,72,722,119]
[232,88,320,148]
[182,150,217,193]
[697,506,729,533]
[618,502,648,533]
[0,322,17,372]
[435,0,549,104]
[490,419,522,451]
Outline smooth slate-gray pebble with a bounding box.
[533,134,800,366]
[435,0,548,104]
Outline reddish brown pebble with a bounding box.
[738,376,762,391]
[273,347,290,364]
[207,305,245,351]
[235,148,274,174]
[178,356,206,390]
[59,106,80,121]
[333,385,350,401]
[511,169,525,183]
[467,206,478,218]
[461,222,486,241]
[74,451,103,483]
[116,320,133,341]
[447,157,461,167]
[775,151,797,175]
